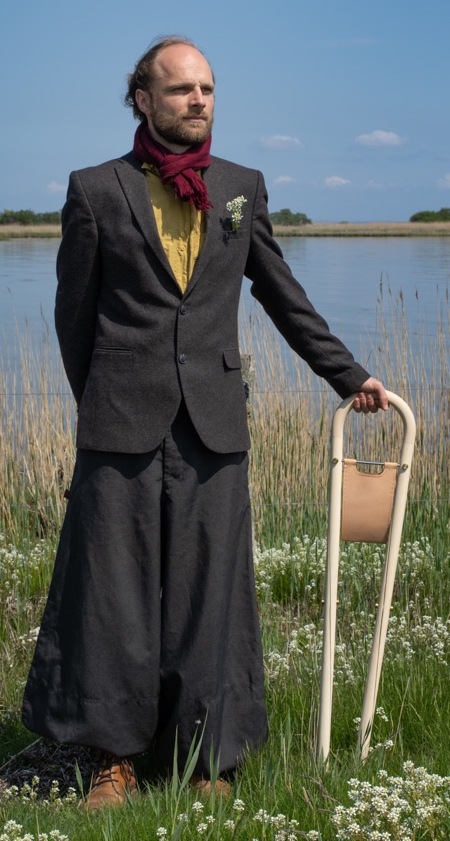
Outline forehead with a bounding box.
[153,44,214,86]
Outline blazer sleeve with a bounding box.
[55,171,101,405]
[244,171,370,399]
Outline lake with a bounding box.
[1,236,449,378]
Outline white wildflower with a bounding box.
[223,819,235,830]
[192,800,204,813]
[226,196,247,231]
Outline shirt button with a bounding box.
[179,353,187,364]
[180,304,188,315]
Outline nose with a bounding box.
[190,85,206,108]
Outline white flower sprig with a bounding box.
[226,195,247,231]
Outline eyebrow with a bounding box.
[165,81,215,92]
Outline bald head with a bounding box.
[151,43,213,92]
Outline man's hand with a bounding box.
[352,377,389,413]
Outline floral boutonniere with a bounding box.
[226,196,247,231]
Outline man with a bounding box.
[22,36,388,809]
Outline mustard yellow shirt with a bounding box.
[142,163,205,294]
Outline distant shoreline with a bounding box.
[0,224,62,240]
[272,221,450,237]
[1,221,450,240]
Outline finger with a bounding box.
[365,393,378,413]
[374,390,389,411]
[354,393,375,414]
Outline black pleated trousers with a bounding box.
[22,402,268,774]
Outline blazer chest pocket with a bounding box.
[220,218,247,244]
[223,348,242,370]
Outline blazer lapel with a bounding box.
[184,162,222,296]
[115,154,177,284]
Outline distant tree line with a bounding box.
[410,208,450,222]
[269,208,312,226]
[0,209,61,225]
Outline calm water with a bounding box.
[1,236,449,367]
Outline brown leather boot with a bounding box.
[188,773,231,798]
[79,753,138,811]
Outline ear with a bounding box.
[135,88,152,118]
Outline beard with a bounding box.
[149,107,213,147]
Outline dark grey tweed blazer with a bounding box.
[55,152,369,454]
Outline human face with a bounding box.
[135,44,215,153]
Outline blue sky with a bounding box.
[1,0,449,222]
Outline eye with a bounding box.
[167,86,189,95]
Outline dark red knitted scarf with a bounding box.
[133,121,213,211]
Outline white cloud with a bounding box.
[324,176,351,188]
[260,135,301,150]
[273,175,296,185]
[437,173,450,189]
[355,130,403,147]
[47,181,67,194]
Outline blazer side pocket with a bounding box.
[93,347,133,358]
[79,348,134,435]
[223,348,242,370]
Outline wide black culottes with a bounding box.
[22,403,268,774]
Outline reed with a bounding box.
[240,281,449,548]
[0,284,448,548]
[0,324,74,540]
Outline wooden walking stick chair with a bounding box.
[317,390,416,763]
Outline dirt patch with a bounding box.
[0,739,95,798]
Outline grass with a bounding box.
[0,285,449,838]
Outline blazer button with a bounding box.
[180,304,188,315]
[179,353,187,364]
